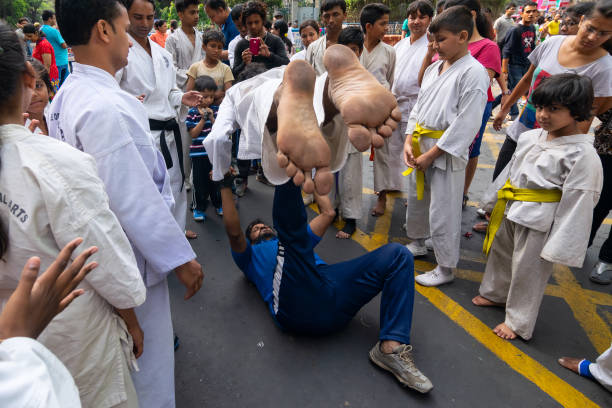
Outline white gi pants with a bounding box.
[333,151,363,220]
[154,129,187,231]
[405,164,464,268]
[590,343,612,392]
[132,280,175,408]
[479,217,552,340]
[373,121,406,192]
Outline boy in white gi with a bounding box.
[359,3,398,217]
[403,6,489,286]
[49,2,204,407]
[474,74,603,341]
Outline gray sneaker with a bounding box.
[235,179,247,197]
[369,342,433,393]
[590,261,612,285]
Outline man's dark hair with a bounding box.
[263,20,272,30]
[299,19,320,34]
[565,2,595,19]
[505,2,517,10]
[22,24,39,35]
[245,218,267,241]
[42,10,55,21]
[444,0,494,40]
[203,28,225,45]
[241,1,267,25]
[230,3,243,21]
[523,2,538,10]
[170,19,178,29]
[407,0,434,19]
[55,0,124,46]
[154,19,166,29]
[121,0,155,11]
[18,17,31,25]
[193,75,217,92]
[205,0,227,10]
[321,0,346,13]
[429,5,474,38]
[176,0,201,13]
[273,19,288,36]
[359,3,390,32]
[436,0,446,12]
[338,26,364,51]
[237,62,266,81]
[531,73,594,122]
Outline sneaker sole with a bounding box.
[415,276,454,287]
[405,246,428,257]
[368,350,432,394]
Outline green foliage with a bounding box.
[0,0,51,25]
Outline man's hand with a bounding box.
[137,94,146,103]
[174,259,204,300]
[182,91,202,107]
[242,48,252,65]
[116,308,144,358]
[0,238,98,340]
[258,41,271,57]
[403,139,416,167]
[492,108,509,131]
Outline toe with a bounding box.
[391,107,401,122]
[285,161,298,178]
[292,168,306,187]
[377,124,393,138]
[313,167,333,195]
[371,131,385,149]
[277,151,289,168]
[385,117,399,131]
[347,125,372,152]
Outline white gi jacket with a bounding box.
[165,27,203,91]
[47,63,196,287]
[305,35,327,76]
[392,34,428,118]
[360,40,396,90]
[482,129,603,268]
[406,53,489,171]
[0,337,80,408]
[0,124,146,407]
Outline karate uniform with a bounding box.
[479,129,602,340]
[405,54,488,268]
[48,64,197,408]
[0,124,146,407]
[305,35,327,76]
[0,337,80,407]
[203,67,349,184]
[117,35,187,230]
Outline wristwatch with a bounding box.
[503,90,512,95]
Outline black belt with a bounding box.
[149,118,185,189]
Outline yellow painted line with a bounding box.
[604,218,612,225]
[477,163,495,169]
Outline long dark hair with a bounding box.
[444,0,494,40]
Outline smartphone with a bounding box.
[249,37,261,56]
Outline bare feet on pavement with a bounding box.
[371,192,386,216]
[324,44,401,152]
[472,295,505,307]
[558,357,581,374]
[493,322,517,340]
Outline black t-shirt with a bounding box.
[502,24,536,67]
[233,33,290,77]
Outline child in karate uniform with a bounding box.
[474,73,603,340]
[403,6,489,286]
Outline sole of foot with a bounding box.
[324,44,401,152]
[276,60,333,195]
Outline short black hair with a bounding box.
[242,1,267,25]
[18,17,31,24]
[170,19,178,29]
[205,0,227,10]
[245,218,267,241]
[176,0,201,13]
[429,5,474,38]
[436,0,446,11]
[230,3,243,21]
[407,0,434,18]
[193,75,217,92]
[444,0,494,41]
[505,2,517,10]
[359,3,390,32]
[522,2,538,10]
[154,19,166,29]
[0,24,27,110]
[321,0,346,13]
[263,20,272,30]
[30,58,53,92]
[237,62,266,81]
[299,19,320,34]
[338,26,364,51]
[565,2,595,19]
[55,0,124,46]
[531,73,594,122]
[42,10,55,21]
[22,24,39,35]
[121,0,155,11]
[273,19,288,36]
[203,28,225,45]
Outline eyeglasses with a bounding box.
[584,23,612,38]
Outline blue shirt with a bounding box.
[40,25,68,67]
[221,13,240,50]
[231,226,326,315]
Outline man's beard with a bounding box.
[252,230,277,245]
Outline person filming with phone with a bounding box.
[232,1,290,77]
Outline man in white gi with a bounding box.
[49,2,204,407]
[306,0,347,76]
[117,0,202,234]
[403,7,488,287]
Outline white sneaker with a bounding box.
[405,241,427,257]
[424,238,434,251]
[415,267,454,287]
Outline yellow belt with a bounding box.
[483,179,562,255]
[401,123,444,200]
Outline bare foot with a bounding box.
[324,44,401,152]
[336,218,356,239]
[493,323,517,340]
[558,357,582,374]
[371,192,386,216]
[185,230,198,240]
[336,231,351,239]
[472,295,505,307]
[276,60,333,195]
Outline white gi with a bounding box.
[480,129,603,339]
[166,27,204,181]
[0,124,146,408]
[590,343,612,392]
[228,34,244,69]
[305,35,327,76]
[203,67,349,184]
[0,337,80,407]
[361,41,401,194]
[405,54,488,268]
[117,35,187,230]
[48,64,197,408]
[290,49,306,61]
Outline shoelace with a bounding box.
[397,345,415,366]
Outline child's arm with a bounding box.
[187,112,207,139]
[224,81,232,91]
[492,64,536,130]
[185,76,195,92]
[417,36,436,86]
[579,97,612,134]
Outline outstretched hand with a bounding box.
[0,238,98,340]
[175,259,204,300]
[182,91,203,107]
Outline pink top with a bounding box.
[468,38,501,102]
